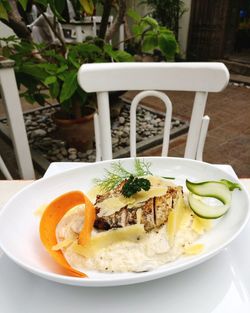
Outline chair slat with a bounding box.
[78,62,229,93]
[130,90,173,157]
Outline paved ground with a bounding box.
[0,83,249,179]
[124,83,250,177]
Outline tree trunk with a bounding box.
[105,0,126,42]
[99,0,113,39]
[4,0,32,41]
[124,15,132,40]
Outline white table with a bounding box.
[0,164,250,313]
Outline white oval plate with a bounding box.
[0,157,249,287]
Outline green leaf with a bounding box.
[33,93,46,106]
[34,0,63,21]
[103,44,112,52]
[18,0,28,10]
[49,81,60,98]
[158,33,178,60]
[53,0,65,14]
[0,3,8,21]
[127,9,141,22]
[67,55,80,69]
[59,71,77,103]
[141,16,158,28]
[132,25,144,36]
[37,63,58,74]
[44,76,57,85]
[16,73,39,90]
[113,50,134,62]
[159,27,173,35]
[34,0,48,7]
[57,64,68,74]
[79,0,94,15]
[104,45,133,62]
[75,43,103,58]
[57,72,67,81]
[142,35,158,52]
[76,86,88,103]
[21,64,48,81]
[24,94,35,104]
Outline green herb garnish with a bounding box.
[134,159,152,176]
[94,159,152,192]
[122,175,151,198]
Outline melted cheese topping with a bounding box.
[34,204,47,216]
[192,215,212,234]
[96,176,174,217]
[52,238,74,251]
[184,243,204,255]
[72,224,145,258]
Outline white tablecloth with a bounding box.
[0,163,250,313]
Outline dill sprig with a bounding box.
[94,159,152,192]
[134,159,152,176]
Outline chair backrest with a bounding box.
[77,62,229,161]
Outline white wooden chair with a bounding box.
[0,58,35,179]
[77,62,229,161]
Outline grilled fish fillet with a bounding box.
[94,180,183,231]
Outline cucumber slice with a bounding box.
[185,179,241,219]
[188,193,230,219]
[186,180,232,204]
[220,179,241,191]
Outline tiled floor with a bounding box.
[0,84,249,179]
[123,84,250,177]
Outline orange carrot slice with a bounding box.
[39,190,95,278]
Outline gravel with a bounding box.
[0,103,188,163]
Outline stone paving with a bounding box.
[0,83,249,179]
[133,83,250,177]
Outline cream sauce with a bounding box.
[56,203,200,273]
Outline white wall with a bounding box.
[0,22,15,47]
[0,22,15,38]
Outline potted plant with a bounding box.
[0,0,135,151]
[1,36,133,150]
[0,1,178,153]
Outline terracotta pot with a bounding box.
[52,108,95,152]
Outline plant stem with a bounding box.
[105,0,126,42]
[99,0,112,39]
[2,0,32,41]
